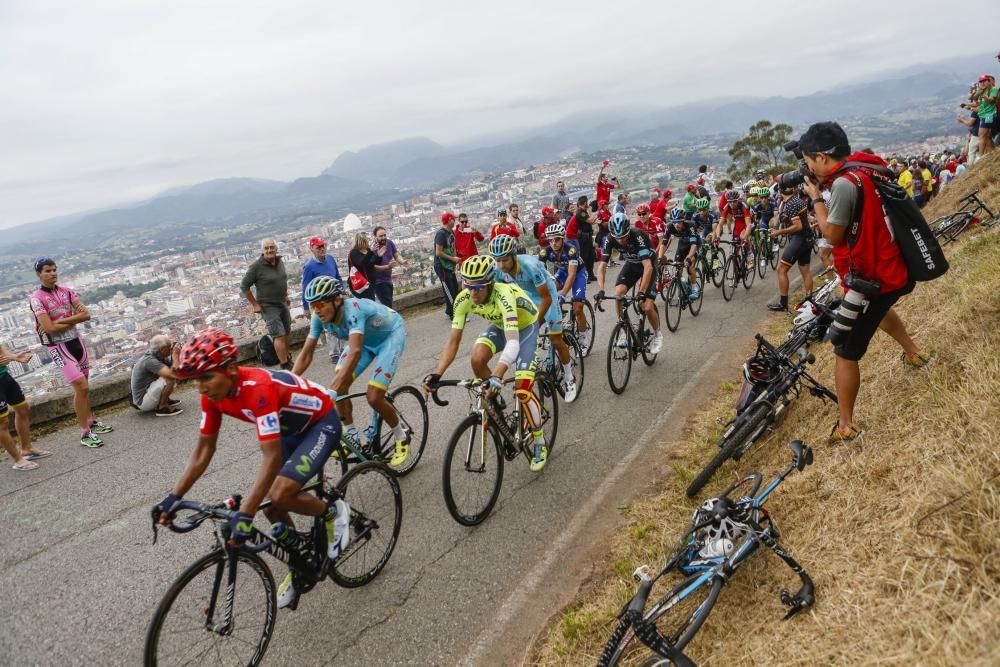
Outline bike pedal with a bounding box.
[633,565,652,583]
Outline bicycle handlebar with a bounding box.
[151,497,271,553]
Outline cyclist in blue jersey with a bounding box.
[294,276,410,467]
[691,199,718,241]
[538,224,591,351]
[664,208,702,300]
[488,234,578,402]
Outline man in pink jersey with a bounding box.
[29,258,113,448]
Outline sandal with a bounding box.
[902,350,934,368]
[12,460,39,471]
[24,450,53,461]
[829,422,865,443]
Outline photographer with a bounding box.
[130,334,183,416]
[796,122,929,443]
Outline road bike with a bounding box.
[598,441,816,667]
[145,460,402,666]
[930,189,998,244]
[750,226,779,278]
[433,376,558,526]
[720,238,755,302]
[660,259,704,333]
[595,293,658,395]
[686,322,836,498]
[559,296,596,358]
[534,322,585,403]
[694,238,726,289]
[331,385,429,476]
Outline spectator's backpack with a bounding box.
[257,334,279,367]
[841,163,949,282]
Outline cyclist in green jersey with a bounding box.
[423,256,551,471]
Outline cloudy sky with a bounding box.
[1,0,997,228]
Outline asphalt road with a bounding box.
[0,262,793,666]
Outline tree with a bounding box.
[727,120,798,183]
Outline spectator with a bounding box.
[371,226,408,308]
[130,334,183,416]
[595,202,611,262]
[508,203,527,239]
[29,258,114,448]
[595,167,618,208]
[919,160,935,203]
[490,208,521,239]
[434,212,461,318]
[969,75,997,158]
[534,207,559,248]
[0,343,49,470]
[897,161,914,196]
[301,236,342,314]
[909,164,926,208]
[347,232,378,301]
[800,121,929,443]
[552,180,572,220]
[453,212,484,263]
[241,239,293,370]
[568,195,597,281]
[767,183,814,311]
[651,188,669,220]
[614,192,630,215]
[959,86,982,165]
[682,184,698,216]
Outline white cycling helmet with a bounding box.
[792,302,817,329]
[691,498,747,542]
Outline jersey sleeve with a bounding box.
[495,287,523,333]
[199,395,224,436]
[344,302,366,337]
[28,293,46,316]
[451,290,472,330]
[307,313,324,340]
[566,246,580,266]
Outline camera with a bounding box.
[825,273,881,347]
[778,140,813,190]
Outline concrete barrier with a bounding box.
[19,286,444,429]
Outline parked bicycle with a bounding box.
[433,376,558,526]
[332,385,429,476]
[595,293,658,395]
[660,259,704,333]
[145,461,402,666]
[720,239,755,301]
[598,440,816,667]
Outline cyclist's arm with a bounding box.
[562,263,578,298]
[240,439,283,517]
[331,332,364,391]
[169,433,219,498]
[292,336,318,376]
[536,281,553,324]
[492,330,519,380]
[431,328,463,377]
[596,260,608,292]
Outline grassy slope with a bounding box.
[534,152,1000,666]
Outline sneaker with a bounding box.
[648,331,663,355]
[325,499,351,561]
[167,398,182,406]
[154,406,184,417]
[689,288,701,300]
[829,423,864,443]
[89,420,113,434]
[389,439,409,467]
[767,302,788,312]
[529,442,548,472]
[562,378,578,403]
[80,431,104,448]
[902,351,934,368]
[276,572,299,610]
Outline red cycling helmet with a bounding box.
[176,328,238,378]
[636,203,651,215]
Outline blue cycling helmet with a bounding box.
[304,275,344,303]
[609,212,630,237]
[488,234,518,258]
[670,207,685,222]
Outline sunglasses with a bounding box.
[464,283,489,291]
[314,244,326,249]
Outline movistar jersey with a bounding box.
[451,282,538,333]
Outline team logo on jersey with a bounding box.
[200,411,207,429]
[371,317,383,328]
[242,409,256,421]
[289,392,322,411]
[257,412,280,436]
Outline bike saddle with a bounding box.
[788,440,814,471]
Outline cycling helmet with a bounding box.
[691,497,748,542]
[176,328,238,378]
[743,356,780,386]
[544,222,567,240]
[609,212,630,237]
[695,197,710,210]
[668,207,684,222]
[304,275,344,303]
[635,203,651,216]
[488,234,518,258]
[496,207,507,216]
[726,190,741,203]
[741,182,752,192]
[792,302,818,330]
[459,254,497,285]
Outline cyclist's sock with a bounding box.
[532,428,545,445]
[392,422,406,441]
[562,362,574,383]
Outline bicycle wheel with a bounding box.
[607,321,633,395]
[769,239,780,270]
[640,313,657,366]
[930,212,962,237]
[569,299,596,358]
[558,332,585,402]
[663,279,682,333]
[741,248,756,289]
[371,385,429,477]
[329,461,402,587]
[686,402,771,498]
[710,246,726,288]
[533,376,560,449]
[656,264,672,301]
[943,213,972,245]
[144,549,276,667]
[721,255,737,302]
[442,413,504,526]
[688,268,705,317]
[755,239,769,279]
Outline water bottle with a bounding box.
[270,522,300,548]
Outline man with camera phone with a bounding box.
[792,122,930,442]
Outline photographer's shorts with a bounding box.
[834,281,915,362]
[781,235,813,267]
[261,304,292,337]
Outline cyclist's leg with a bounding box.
[571,269,589,331]
[614,263,640,317]
[332,345,375,441]
[511,323,549,469]
[545,301,571,366]
[472,325,503,379]
[365,327,404,429]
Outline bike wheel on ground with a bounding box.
[722,255,738,301]
[568,300,596,358]
[329,461,402,587]
[688,268,705,317]
[558,332,585,402]
[144,549,276,667]
[710,246,727,288]
[664,279,682,333]
[442,413,504,526]
[607,321,633,394]
[686,402,771,498]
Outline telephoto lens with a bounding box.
[825,289,869,346]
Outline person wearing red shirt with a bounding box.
[490,208,521,239]
[800,122,927,443]
[596,169,619,206]
[716,190,752,242]
[154,328,352,610]
[535,207,559,248]
[651,190,669,221]
[454,212,484,263]
[633,204,666,261]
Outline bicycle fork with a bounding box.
[204,549,241,635]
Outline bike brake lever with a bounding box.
[150,507,160,545]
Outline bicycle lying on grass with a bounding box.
[930,189,998,244]
[145,461,402,666]
[598,440,816,667]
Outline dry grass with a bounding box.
[533,153,1000,666]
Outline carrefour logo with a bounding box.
[257,412,280,436]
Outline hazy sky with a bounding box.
[1,0,997,228]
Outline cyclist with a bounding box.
[663,208,702,300]
[423,256,552,471]
[716,190,752,243]
[293,276,410,467]
[154,328,350,610]
[489,233,577,401]
[692,197,718,242]
[537,225,592,355]
[767,183,815,311]
[595,212,663,355]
